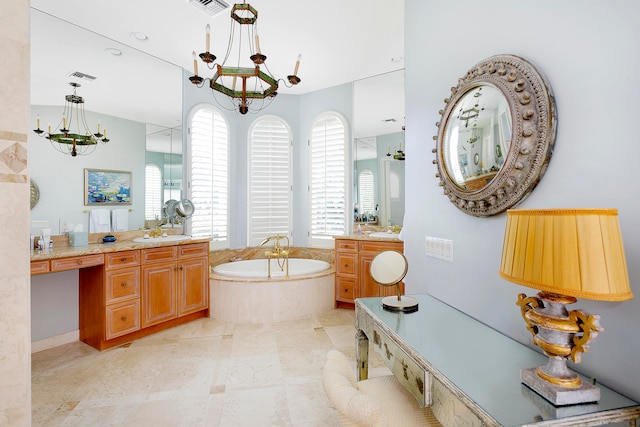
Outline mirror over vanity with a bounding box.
[353,70,405,228]
[29,8,183,235]
[434,54,557,217]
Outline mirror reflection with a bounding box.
[353,70,405,227]
[442,84,511,191]
[145,124,183,228]
[29,8,183,235]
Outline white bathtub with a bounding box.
[210,258,335,323]
[213,258,330,278]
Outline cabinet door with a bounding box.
[178,256,209,316]
[359,252,382,297]
[142,261,177,327]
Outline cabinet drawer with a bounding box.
[335,239,357,252]
[336,252,358,276]
[372,324,430,407]
[142,246,177,263]
[31,260,50,275]
[106,300,140,340]
[359,241,403,253]
[105,250,140,269]
[335,276,356,302]
[178,242,209,259]
[51,254,104,272]
[106,266,140,304]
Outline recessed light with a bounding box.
[130,32,149,42]
[105,48,123,56]
[390,56,404,63]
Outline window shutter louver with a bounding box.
[188,108,229,245]
[248,117,292,246]
[309,114,347,243]
[144,164,162,221]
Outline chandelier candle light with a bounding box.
[33,82,109,157]
[499,208,633,405]
[189,2,301,115]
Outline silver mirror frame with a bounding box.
[433,54,557,217]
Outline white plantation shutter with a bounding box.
[309,112,348,245]
[145,164,162,221]
[358,169,375,215]
[188,106,229,246]
[248,117,292,246]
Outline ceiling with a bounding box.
[30,0,404,141]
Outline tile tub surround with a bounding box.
[208,246,335,269]
[31,308,392,426]
[210,268,335,323]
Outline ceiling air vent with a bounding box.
[188,0,230,17]
[67,71,97,81]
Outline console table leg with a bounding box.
[356,329,369,381]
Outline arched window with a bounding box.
[247,116,292,246]
[144,163,162,221]
[186,105,229,247]
[308,112,348,246]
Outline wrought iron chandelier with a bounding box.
[188,2,301,115]
[33,82,109,157]
[386,126,405,161]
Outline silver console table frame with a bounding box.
[355,294,640,427]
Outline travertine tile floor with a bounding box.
[32,308,389,426]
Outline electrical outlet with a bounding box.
[425,236,453,262]
[31,220,49,228]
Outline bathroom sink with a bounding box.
[133,235,191,243]
[369,231,400,239]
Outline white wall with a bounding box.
[405,0,640,401]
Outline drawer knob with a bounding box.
[121,257,127,262]
[121,282,128,287]
[121,316,127,321]
[77,260,83,265]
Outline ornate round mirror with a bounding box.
[30,179,40,210]
[433,54,556,217]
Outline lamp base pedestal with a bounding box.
[521,368,600,406]
[381,295,419,313]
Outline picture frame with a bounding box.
[84,168,132,206]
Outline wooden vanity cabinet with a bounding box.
[79,241,210,350]
[334,238,404,308]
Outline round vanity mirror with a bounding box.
[176,199,194,219]
[434,54,556,217]
[370,250,418,312]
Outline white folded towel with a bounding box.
[111,209,129,232]
[89,209,111,233]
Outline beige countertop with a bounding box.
[335,234,403,242]
[30,237,212,261]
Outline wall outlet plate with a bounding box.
[425,236,453,262]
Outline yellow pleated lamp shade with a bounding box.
[499,208,633,301]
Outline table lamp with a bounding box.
[499,208,633,405]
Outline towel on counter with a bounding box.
[89,209,111,233]
[111,208,129,232]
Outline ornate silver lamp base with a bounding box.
[521,368,600,406]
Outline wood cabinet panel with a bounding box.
[142,246,177,263]
[105,250,140,269]
[178,242,209,258]
[178,256,209,316]
[142,261,177,328]
[30,260,50,275]
[51,254,104,272]
[336,252,358,277]
[335,276,356,302]
[105,266,140,304]
[106,300,140,339]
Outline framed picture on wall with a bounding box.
[84,169,132,205]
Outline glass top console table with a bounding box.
[355,294,640,427]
